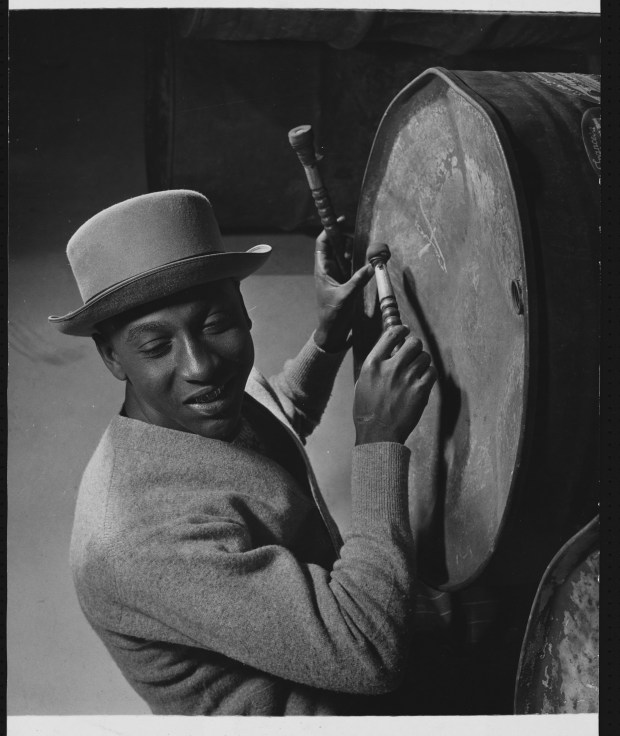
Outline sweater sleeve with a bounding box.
[112,442,415,696]
[267,333,348,441]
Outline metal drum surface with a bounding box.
[353,68,599,591]
[514,516,599,713]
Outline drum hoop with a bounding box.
[353,66,540,590]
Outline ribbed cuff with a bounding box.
[284,333,348,393]
[351,442,411,533]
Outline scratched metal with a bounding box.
[515,516,599,713]
[354,70,526,589]
[353,69,599,590]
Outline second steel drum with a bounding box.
[514,515,599,714]
[353,68,599,591]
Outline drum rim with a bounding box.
[353,66,540,591]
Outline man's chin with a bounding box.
[193,416,241,441]
[179,380,246,440]
[182,401,243,441]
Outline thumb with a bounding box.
[347,263,374,292]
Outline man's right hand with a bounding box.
[353,325,437,445]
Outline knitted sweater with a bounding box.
[70,337,415,715]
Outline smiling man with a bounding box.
[49,190,436,716]
[93,280,255,441]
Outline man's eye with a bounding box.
[139,340,170,357]
[203,318,231,333]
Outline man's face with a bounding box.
[96,280,254,440]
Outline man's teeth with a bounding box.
[192,387,223,404]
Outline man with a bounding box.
[49,189,436,715]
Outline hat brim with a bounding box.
[49,245,271,336]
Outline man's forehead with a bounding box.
[101,279,243,338]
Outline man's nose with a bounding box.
[178,337,220,383]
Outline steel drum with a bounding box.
[514,515,599,713]
[353,68,599,590]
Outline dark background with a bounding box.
[7,9,599,714]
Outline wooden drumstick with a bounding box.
[366,242,403,330]
[288,124,349,280]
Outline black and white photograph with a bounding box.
[6,1,602,733]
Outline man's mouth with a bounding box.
[183,376,235,406]
[186,386,225,405]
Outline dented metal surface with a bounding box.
[353,68,599,591]
[515,516,599,713]
[356,71,527,590]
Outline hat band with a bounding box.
[83,250,227,304]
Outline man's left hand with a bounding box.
[314,219,374,353]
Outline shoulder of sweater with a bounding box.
[246,366,276,403]
[75,421,262,555]
[245,368,292,428]
[87,412,300,495]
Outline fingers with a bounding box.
[315,237,339,282]
[394,335,423,361]
[396,338,437,384]
[316,220,353,257]
[374,331,436,385]
[407,350,432,379]
[315,231,339,267]
[315,229,330,252]
[369,325,410,361]
[346,263,374,290]
[421,364,438,385]
[316,238,370,291]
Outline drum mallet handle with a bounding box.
[366,242,403,330]
[288,124,350,281]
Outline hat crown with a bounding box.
[68,190,224,303]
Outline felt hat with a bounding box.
[48,190,271,336]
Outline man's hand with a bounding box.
[354,325,437,445]
[314,219,374,353]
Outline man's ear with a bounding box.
[234,281,252,330]
[241,301,253,330]
[93,334,128,382]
